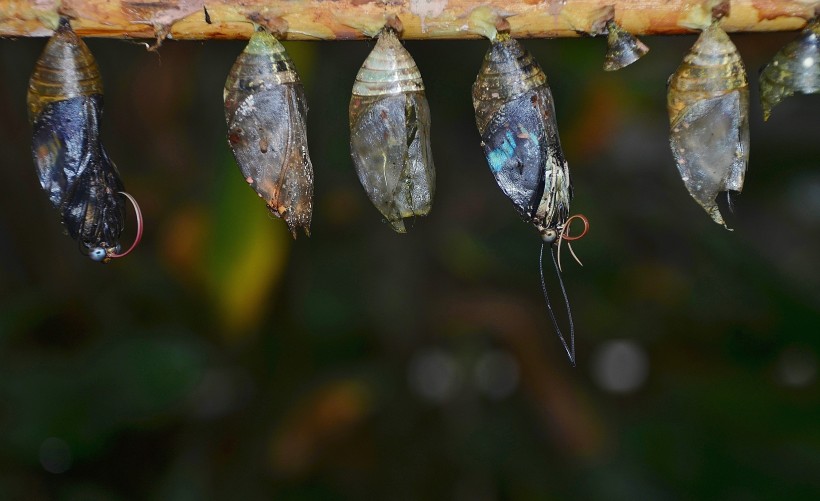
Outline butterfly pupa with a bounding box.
[760,17,820,120]
[224,27,314,238]
[603,21,650,71]
[28,18,142,262]
[667,22,749,229]
[349,26,435,233]
[472,31,585,366]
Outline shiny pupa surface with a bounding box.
[472,33,571,237]
[349,28,434,233]
[667,22,749,228]
[603,21,649,71]
[28,19,127,260]
[224,28,314,238]
[760,17,820,120]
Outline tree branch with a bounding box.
[0,0,815,41]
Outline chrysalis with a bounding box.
[349,26,435,233]
[28,18,142,262]
[224,27,314,237]
[667,22,749,228]
[472,32,587,366]
[760,17,820,120]
[603,20,650,71]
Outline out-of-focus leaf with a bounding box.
[160,203,210,286]
[270,379,372,478]
[204,152,292,337]
[564,78,626,162]
[0,332,207,461]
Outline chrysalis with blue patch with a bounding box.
[473,33,571,238]
[472,31,586,366]
[28,18,143,262]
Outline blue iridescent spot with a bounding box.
[519,125,538,146]
[487,130,517,173]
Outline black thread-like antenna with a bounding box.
[539,242,576,366]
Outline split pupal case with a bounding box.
[760,17,820,120]
[667,22,749,228]
[472,34,572,237]
[603,21,650,71]
[349,28,435,233]
[224,29,314,238]
[28,19,128,261]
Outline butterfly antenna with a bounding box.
[540,243,577,366]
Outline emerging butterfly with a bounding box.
[472,28,588,366]
[28,18,143,262]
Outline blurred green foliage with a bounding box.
[0,27,818,500]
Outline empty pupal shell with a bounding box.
[760,17,820,120]
[603,21,650,71]
[349,28,435,233]
[224,28,314,238]
[472,33,572,238]
[667,22,749,228]
[29,19,130,261]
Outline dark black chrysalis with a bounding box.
[472,32,587,366]
[224,28,314,238]
[28,19,142,262]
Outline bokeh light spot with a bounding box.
[591,340,649,394]
[408,349,460,403]
[39,437,72,474]
[776,345,817,387]
[474,350,519,400]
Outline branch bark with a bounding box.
[0,0,816,41]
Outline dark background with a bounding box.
[0,27,818,499]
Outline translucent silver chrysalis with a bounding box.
[667,22,749,228]
[760,17,820,120]
[603,21,649,71]
[224,28,314,237]
[349,27,435,233]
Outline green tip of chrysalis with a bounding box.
[469,7,507,41]
[244,26,284,55]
